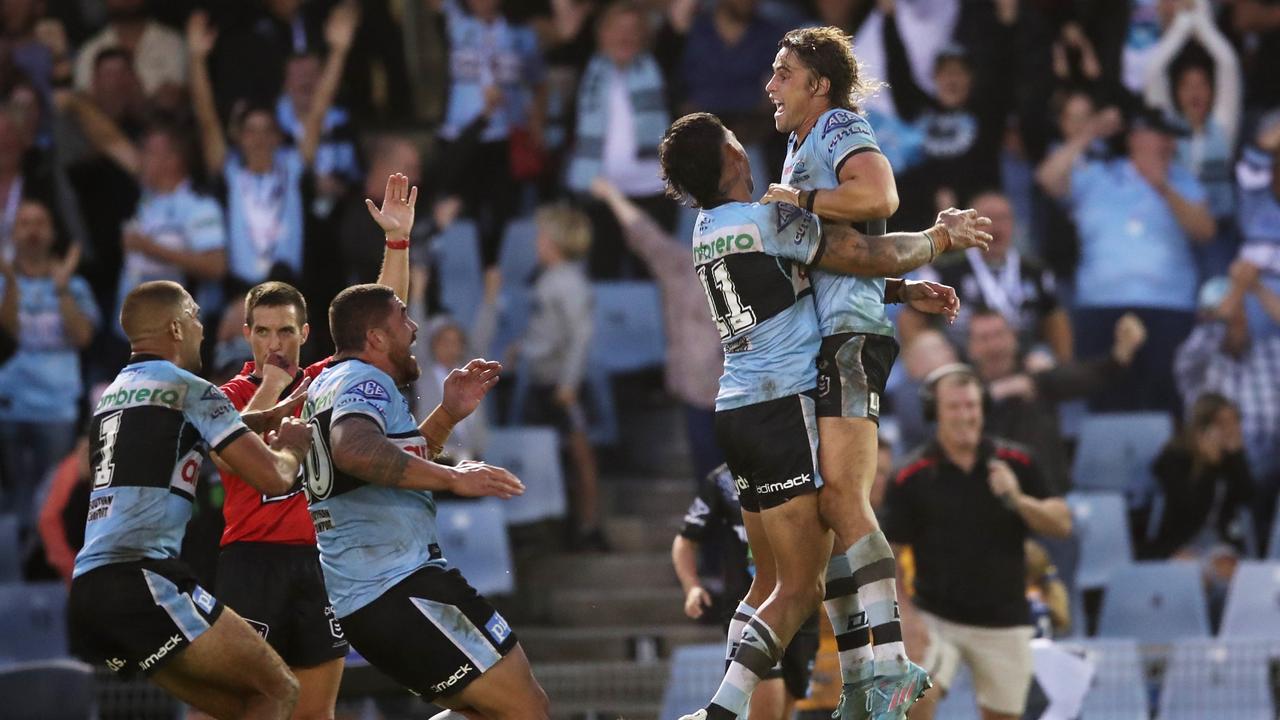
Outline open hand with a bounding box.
[186,11,217,59]
[441,359,502,422]
[901,280,960,322]
[366,173,418,243]
[449,461,525,499]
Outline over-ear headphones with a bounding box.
[920,362,992,422]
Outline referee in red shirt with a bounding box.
[214,174,415,719]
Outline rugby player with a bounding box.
[212,173,416,720]
[301,283,547,718]
[70,280,314,719]
[761,27,951,719]
[660,112,989,720]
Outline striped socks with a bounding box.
[823,553,875,684]
[724,600,755,669]
[706,616,783,719]
[849,530,908,676]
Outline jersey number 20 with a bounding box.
[303,421,335,501]
[698,260,757,340]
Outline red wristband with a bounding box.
[385,238,410,250]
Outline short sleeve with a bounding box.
[186,198,227,253]
[331,375,396,433]
[879,467,918,545]
[184,377,250,453]
[757,202,823,265]
[1168,163,1208,205]
[817,110,881,177]
[69,277,102,331]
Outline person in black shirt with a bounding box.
[882,365,1071,720]
[672,464,819,720]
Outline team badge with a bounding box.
[822,110,858,137]
[353,380,390,400]
[776,202,802,232]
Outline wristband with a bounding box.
[385,237,410,250]
[804,189,817,213]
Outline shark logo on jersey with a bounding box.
[353,380,390,401]
[822,110,859,137]
[201,385,226,402]
[790,160,809,182]
[776,202,802,233]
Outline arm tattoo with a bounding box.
[817,224,934,277]
[333,416,411,488]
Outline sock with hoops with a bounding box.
[823,553,875,684]
[848,530,909,676]
[705,615,784,719]
[724,600,755,669]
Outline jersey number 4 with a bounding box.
[93,411,123,490]
[697,260,757,340]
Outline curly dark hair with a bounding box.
[659,113,728,208]
[778,26,880,112]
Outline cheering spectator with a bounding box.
[0,200,98,537]
[1175,262,1280,547]
[905,190,1073,361]
[1235,111,1280,338]
[1037,104,1215,414]
[567,2,673,278]
[276,50,361,215]
[1144,0,1243,278]
[188,3,357,293]
[71,0,187,107]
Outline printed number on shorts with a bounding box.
[303,421,335,501]
[93,411,123,490]
[697,260,757,339]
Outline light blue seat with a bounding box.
[435,499,514,595]
[483,426,567,525]
[1220,561,1280,638]
[0,514,19,582]
[1157,639,1275,720]
[1098,562,1209,642]
[1071,412,1173,499]
[1067,491,1133,591]
[659,643,724,720]
[0,582,69,662]
[0,659,94,720]
[492,218,538,358]
[433,219,482,327]
[589,281,666,374]
[1059,638,1148,720]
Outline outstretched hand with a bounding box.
[449,461,525,499]
[366,173,418,243]
[441,359,502,422]
[934,208,992,253]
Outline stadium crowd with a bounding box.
[0,0,1279,715]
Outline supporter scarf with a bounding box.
[566,54,668,192]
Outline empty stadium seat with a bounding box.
[1098,562,1210,642]
[492,218,538,357]
[1067,491,1133,591]
[0,582,69,662]
[1061,638,1148,720]
[436,499,514,595]
[483,427,567,525]
[1071,412,1173,499]
[433,219,482,327]
[0,659,94,720]
[0,514,19,582]
[1157,639,1275,720]
[659,643,723,720]
[589,281,666,374]
[1220,561,1280,638]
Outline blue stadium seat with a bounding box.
[1157,639,1275,720]
[0,659,94,720]
[0,514,19,582]
[435,499,514,596]
[589,281,666,374]
[492,218,538,357]
[1098,562,1210,643]
[1067,491,1133,591]
[1071,412,1173,500]
[483,426,567,525]
[433,219,482,328]
[0,582,69,662]
[1061,638,1148,720]
[659,644,723,720]
[1220,561,1280,638]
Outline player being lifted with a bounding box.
[212,173,416,720]
[660,112,989,720]
[70,280,314,718]
[761,27,957,719]
[301,281,546,718]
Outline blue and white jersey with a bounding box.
[74,357,249,577]
[783,108,894,338]
[302,358,440,618]
[0,274,100,422]
[693,201,823,410]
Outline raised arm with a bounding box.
[300,1,360,167]
[50,246,94,349]
[56,93,139,174]
[187,11,228,172]
[812,208,991,278]
[367,172,416,302]
[1142,10,1196,113]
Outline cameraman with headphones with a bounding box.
[880,365,1072,720]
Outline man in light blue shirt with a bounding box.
[1038,106,1216,413]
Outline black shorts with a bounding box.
[340,566,518,702]
[215,542,348,668]
[815,332,899,420]
[714,392,822,513]
[69,558,224,677]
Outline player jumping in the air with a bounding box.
[70,280,314,718]
[660,112,989,720]
[212,173,415,720]
[761,27,958,719]
[302,283,547,719]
